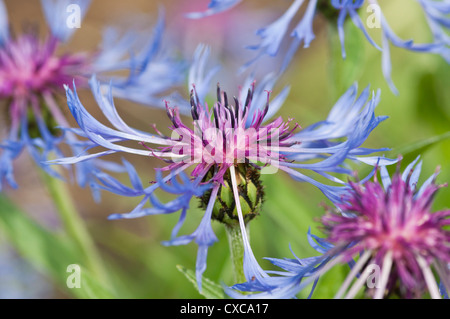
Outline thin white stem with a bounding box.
[229,165,269,281]
[416,255,442,299]
[374,251,393,299]
[434,261,450,297]
[344,261,374,299]
[229,166,251,248]
[335,250,372,299]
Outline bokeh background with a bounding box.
[0,0,449,298]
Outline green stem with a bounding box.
[225,223,247,285]
[40,171,108,285]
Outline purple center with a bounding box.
[0,34,90,103]
[143,84,300,184]
[323,172,450,294]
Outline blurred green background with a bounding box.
[0,0,449,299]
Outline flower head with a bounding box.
[321,157,450,298]
[0,1,184,196]
[52,60,393,289]
[227,157,450,299]
[148,81,299,185]
[0,34,90,100]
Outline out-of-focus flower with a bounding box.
[0,242,53,298]
[227,157,450,299]
[0,1,184,199]
[51,43,393,289]
[176,0,284,80]
[185,0,243,19]
[187,0,450,94]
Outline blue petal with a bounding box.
[337,7,349,59]
[0,146,21,191]
[307,228,334,254]
[249,0,305,57]
[381,31,399,95]
[162,185,219,291]
[243,72,290,126]
[290,0,317,48]
[92,9,187,112]
[185,0,242,19]
[348,8,382,51]
[40,0,91,42]
[0,0,9,45]
[188,44,221,106]
[401,155,421,183]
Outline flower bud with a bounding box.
[199,164,264,226]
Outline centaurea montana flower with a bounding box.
[186,0,450,94]
[0,1,184,198]
[227,157,450,299]
[52,59,394,289]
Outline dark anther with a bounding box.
[244,88,251,108]
[165,106,173,122]
[216,83,221,103]
[233,96,240,124]
[228,107,235,129]
[191,105,199,120]
[189,90,196,107]
[222,130,227,151]
[223,91,228,108]
[213,106,220,129]
[190,91,199,120]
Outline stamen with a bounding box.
[228,106,235,129]
[213,106,220,129]
[233,96,240,124]
[244,88,252,111]
[223,91,229,108]
[216,83,221,103]
[165,101,174,123]
[190,90,199,120]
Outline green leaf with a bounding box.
[388,131,450,167]
[0,195,115,299]
[176,264,226,299]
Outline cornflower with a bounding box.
[227,157,450,299]
[52,54,393,288]
[0,1,184,198]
